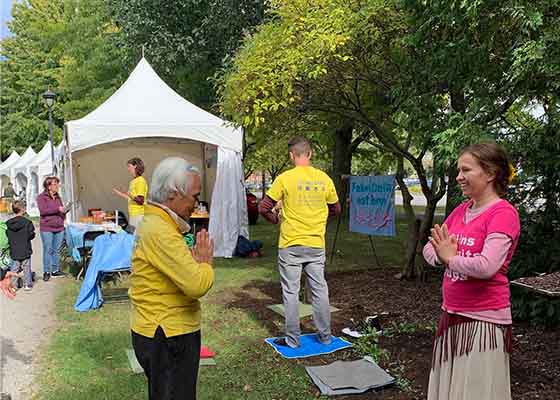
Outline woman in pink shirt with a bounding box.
[423,142,520,400]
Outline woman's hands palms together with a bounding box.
[429,224,458,265]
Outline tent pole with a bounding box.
[65,125,77,222]
[201,142,208,201]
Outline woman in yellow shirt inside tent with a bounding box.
[113,157,148,230]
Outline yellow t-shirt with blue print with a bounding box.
[128,176,148,217]
[267,166,338,249]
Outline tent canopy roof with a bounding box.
[0,151,20,174]
[11,147,36,172]
[65,58,242,153]
[28,141,53,168]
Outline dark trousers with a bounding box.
[132,327,201,400]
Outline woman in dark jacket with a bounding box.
[37,177,68,281]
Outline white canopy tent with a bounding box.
[64,57,248,257]
[24,141,55,216]
[0,151,20,195]
[10,147,36,199]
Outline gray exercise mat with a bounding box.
[126,349,144,374]
[305,356,395,395]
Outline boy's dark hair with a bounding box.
[127,157,145,176]
[288,136,312,157]
[12,200,25,214]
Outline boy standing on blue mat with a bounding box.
[259,136,341,348]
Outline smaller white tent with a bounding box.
[0,150,20,195]
[0,151,20,195]
[25,142,55,215]
[10,147,36,198]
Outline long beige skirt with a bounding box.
[428,312,512,400]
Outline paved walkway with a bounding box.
[0,223,63,400]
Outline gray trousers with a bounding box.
[278,246,331,348]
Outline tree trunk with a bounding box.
[261,171,266,199]
[332,124,353,209]
[445,167,462,217]
[397,154,445,280]
[395,157,419,279]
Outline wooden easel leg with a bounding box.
[368,236,381,268]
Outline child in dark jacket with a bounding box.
[7,201,35,290]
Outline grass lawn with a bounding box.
[36,215,437,400]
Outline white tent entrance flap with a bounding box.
[64,57,247,257]
[209,148,249,258]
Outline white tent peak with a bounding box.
[0,151,21,172]
[66,57,242,152]
[11,146,36,170]
[28,141,53,165]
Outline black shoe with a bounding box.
[273,337,299,348]
[43,273,51,282]
[273,337,289,347]
[51,271,67,277]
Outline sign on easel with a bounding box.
[349,175,396,237]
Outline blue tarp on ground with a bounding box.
[74,232,135,312]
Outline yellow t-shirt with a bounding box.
[267,166,339,249]
[129,205,214,338]
[128,176,148,217]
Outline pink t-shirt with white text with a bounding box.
[442,199,520,312]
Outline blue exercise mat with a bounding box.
[265,333,352,359]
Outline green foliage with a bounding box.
[0,0,64,155]
[511,287,560,327]
[352,326,389,363]
[218,0,406,131]
[383,321,420,337]
[388,361,414,393]
[243,131,291,180]
[0,0,127,157]
[109,0,266,110]
[352,142,399,176]
[502,139,559,322]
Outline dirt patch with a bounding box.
[514,272,560,296]
[212,267,560,399]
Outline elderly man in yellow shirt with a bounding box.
[129,157,214,400]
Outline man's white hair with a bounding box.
[149,157,200,204]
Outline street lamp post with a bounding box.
[42,87,57,175]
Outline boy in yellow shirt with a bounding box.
[259,136,341,348]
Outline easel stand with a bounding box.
[329,175,381,268]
